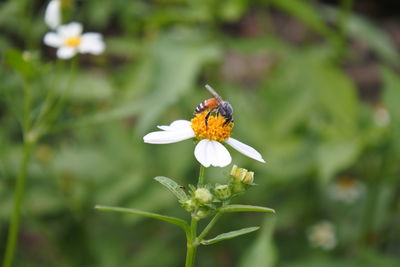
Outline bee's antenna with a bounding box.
[205,84,223,102]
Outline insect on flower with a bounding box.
[143,85,265,168]
[194,85,233,126]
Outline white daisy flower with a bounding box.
[328,176,365,204]
[44,0,61,29]
[44,22,105,59]
[307,221,337,250]
[143,108,265,168]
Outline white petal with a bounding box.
[58,22,82,38]
[79,33,105,55]
[44,0,61,29]
[143,130,195,144]
[44,32,62,47]
[57,46,77,59]
[225,137,265,163]
[195,139,231,168]
[157,120,192,131]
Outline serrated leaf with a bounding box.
[200,226,260,245]
[95,205,189,231]
[220,204,275,214]
[154,176,188,201]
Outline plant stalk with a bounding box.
[185,164,207,266]
[2,139,35,267]
[197,165,205,186]
[196,212,222,243]
[185,217,199,267]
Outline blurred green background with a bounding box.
[1,0,400,266]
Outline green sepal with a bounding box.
[220,204,275,214]
[95,205,189,232]
[200,226,260,245]
[154,176,188,201]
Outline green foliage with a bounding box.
[201,226,260,245]
[94,205,189,231]
[154,176,188,201]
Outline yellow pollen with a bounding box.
[64,37,81,47]
[191,111,233,142]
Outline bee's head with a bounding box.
[220,101,233,117]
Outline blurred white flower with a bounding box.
[373,105,391,127]
[328,176,365,204]
[44,22,105,59]
[143,111,265,168]
[45,0,61,29]
[307,221,337,250]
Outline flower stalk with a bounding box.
[2,137,36,267]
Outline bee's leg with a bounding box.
[223,117,233,126]
[205,107,218,127]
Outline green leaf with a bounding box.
[239,217,277,267]
[200,226,260,245]
[95,205,189,231]
[5,49,35,79]
[322,6,400,66]
[269,0,338,43]
[154,176,188,201]
[381,66,400,154]
[220,204,275,214]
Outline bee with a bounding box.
[194,85,234,126]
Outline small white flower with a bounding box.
[44,22,105,59]
[373,105,391,127]
[307,221,337,250]
[328,176,365,204]
[194,188,213,204]
[143,111,265,168]
[44,0,61,29]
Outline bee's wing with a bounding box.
[205,84,224,103]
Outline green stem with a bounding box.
[2,140,35,267]
[197,165,205,186]
[335,0,353,61]
[196,212,222,242]
[185,217,199,267]
[185,164,207,266]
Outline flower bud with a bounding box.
[230,165,255,184]
[230,165,247,181]
[181,199,196,212]
[193,208,210,220]
[241,171,254,184]
[230,182,246,194]
[194,188,213,204]
[214,184,231,200]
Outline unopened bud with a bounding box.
[193,208,210,220]
[242,171,254,184]
[230,165,255,184]
[181,199,196,212]
[231,165,247,181]
[194,188,213,204]
[214,184,231,200]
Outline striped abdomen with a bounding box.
[194,98,219,114]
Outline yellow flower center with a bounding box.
[64,37,81,47]
[337,177,356,190]
[191,111,233,142]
